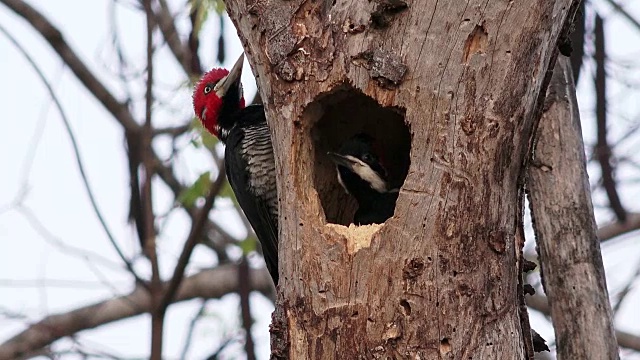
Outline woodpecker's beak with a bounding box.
[327,152,358,171]
[215,53,244,98]
[328,151,389,193]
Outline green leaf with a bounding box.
[212,0,226,15]
[191,118,218,149]
[178,171,212,208]
[201,131,218,149]
[218,180,235,199]
[188,0,226,38]
[188,0,210,37]
[239,236,257,255]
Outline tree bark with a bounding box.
[527,56,619,359]
[224,0,580,358]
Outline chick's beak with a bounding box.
[327,152,358,172]
[215,53,244,98]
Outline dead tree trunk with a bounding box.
[223,0,580,358]
[527,56,619,359]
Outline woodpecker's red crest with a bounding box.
[193,54,246,138]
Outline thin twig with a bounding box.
[108,1,136,107]
[238,256,256,360]
[189,3,204,73]
[152,153,238,260]
[205,335,241,360]
[14,206,123,271]
[140,1,163,359]
[179,300,208,360]
[153,124,191,137]
[142,0,158,264]
[159,164,227,312]
[611,258,640,314]
[0,23,146,286]
[601,0,640,32]
[0,0,139,132]
[597,213,640,242]
[154,0,194,75]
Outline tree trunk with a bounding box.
[224,0,580,358]
[527,56,619,359]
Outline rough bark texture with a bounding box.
[223,0,579,358]
[527,56,619,359]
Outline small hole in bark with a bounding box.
[440,338,451,353]
[352,311,359,318]
[400,299,411,315]
[309,85,411,226]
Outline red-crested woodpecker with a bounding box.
[193,54,279,285]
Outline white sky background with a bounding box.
[0,0,639,359]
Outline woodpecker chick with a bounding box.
[328,133,398,225]
[193,54,279,285]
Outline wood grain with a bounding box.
[223,0,580,358]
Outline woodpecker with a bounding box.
[193,54,279,285]
[328,134,399,225]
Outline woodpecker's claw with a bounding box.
[215,53,244,98]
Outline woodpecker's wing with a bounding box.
[223,107,279,285]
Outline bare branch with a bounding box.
[611,258,640,314]
[527,56,619,359]
[151,153,238,260]
[159,164,228,311]
[154,0,199,75]
[189,4,204,73]
[140,1,164,358]
[526,293,640,352]
[15,206,122,275]
[0,23,145,285]
[598,213,640,241]
[238,257,256,360]
[601,0,640,32]
[0,266,273,360]
[179,300,208,360]
[594,14,627,223]
[153,124,191,137]
[0,0,139,133]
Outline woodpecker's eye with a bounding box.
[362,153,374,162]
[204,85,212,94]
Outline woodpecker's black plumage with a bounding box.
[329,134,398,225]
[194,55,278,285]
[222,107,278,285]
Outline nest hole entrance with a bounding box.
[309,86,411,226]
